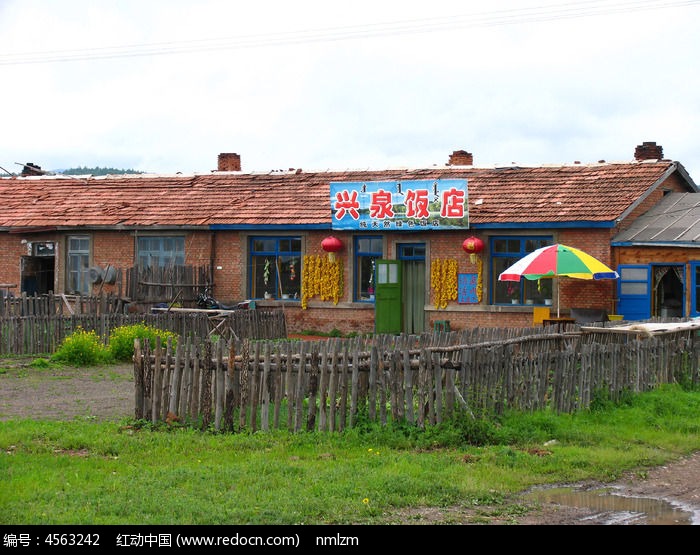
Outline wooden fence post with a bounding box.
[200,341,212,430]
[318,341,329,432]
[294,342,306,432]
[133,338,144,420]
[214,339,226,432]
[306,343,320,431]
[238,340,249,431]
[368,345,378,421]
[261,341,271,431]
[225,340,236,431]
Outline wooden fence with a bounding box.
[0,309,287,356]
[132,323,700,432]
[0,291,127,317]
[125,265,211,304]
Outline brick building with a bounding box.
[0,141,696,334]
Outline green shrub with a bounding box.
[108,323,179,361]
[29,358,52,368]
[51,327,112,366]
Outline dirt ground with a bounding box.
[1,357,699,525]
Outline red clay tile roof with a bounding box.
[0,161,690,229]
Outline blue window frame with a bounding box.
[692,262,700,317]
[354,236,383,301]
[397,243,425,260]
[490,236,552,305]
[250,236,301,300]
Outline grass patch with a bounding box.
[1,384,700,524]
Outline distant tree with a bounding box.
[59,166,144,176]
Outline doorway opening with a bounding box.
[653,265,684,318]
[21,241,56,295]
[398,243,425,334]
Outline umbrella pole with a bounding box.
[557,278,560,318]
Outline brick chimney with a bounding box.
[217,153,241,171]
[634,142,663,161]
[448,150,473,166]
[21,162,43,176]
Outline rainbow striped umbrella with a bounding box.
[498,244,619,317]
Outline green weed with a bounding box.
[50,327,112,367]
[108,323,178,361]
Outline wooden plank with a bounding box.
[249,341,260,432]
[368,346,378,421]
[349,344,360,428]
[327,341,339,433]
[378,353,387,426]
[179,340,193,420]
[151,339,162,423]
[225,341,236,431]
[417,349,428,429]
[260,341,271,431]
[133,339,144,420]
[191,345,201,419]
[200,342,213,430]
[214,339,226,431]
[403,348,413,424]
[338,343,349,432]
[168,341,183,418]
[238,341,249,430]
[433,351,442,425]
[306,343,319,431]
[285,341,295,432]
[273,342,284,430]
[318,341,329,432]
[294,342,306,432]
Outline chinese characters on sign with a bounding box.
[330,179,469,230]
[458,273,479,304]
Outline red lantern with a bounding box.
[462,236,484,263]
[321,236,343,261]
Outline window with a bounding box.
[398,243,425,259]
[354,236,383,301]
[137,236,185,268]
[32,242,55,257]
[66,236,90,294]
[491,236,552,305]
[250,236,301,299]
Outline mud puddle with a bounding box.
[527,486,700,525]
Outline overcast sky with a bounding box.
[1,0,699,181]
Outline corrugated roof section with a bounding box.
[612,193,700,245]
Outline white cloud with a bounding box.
[1,0,699,181]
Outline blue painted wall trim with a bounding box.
[612,240,700,248]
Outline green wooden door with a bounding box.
[375,260,402,334]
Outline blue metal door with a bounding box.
[692,262,700,318]
[617,264,651,321]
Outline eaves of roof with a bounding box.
[0,161,687,230]
[613,241,700,248]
